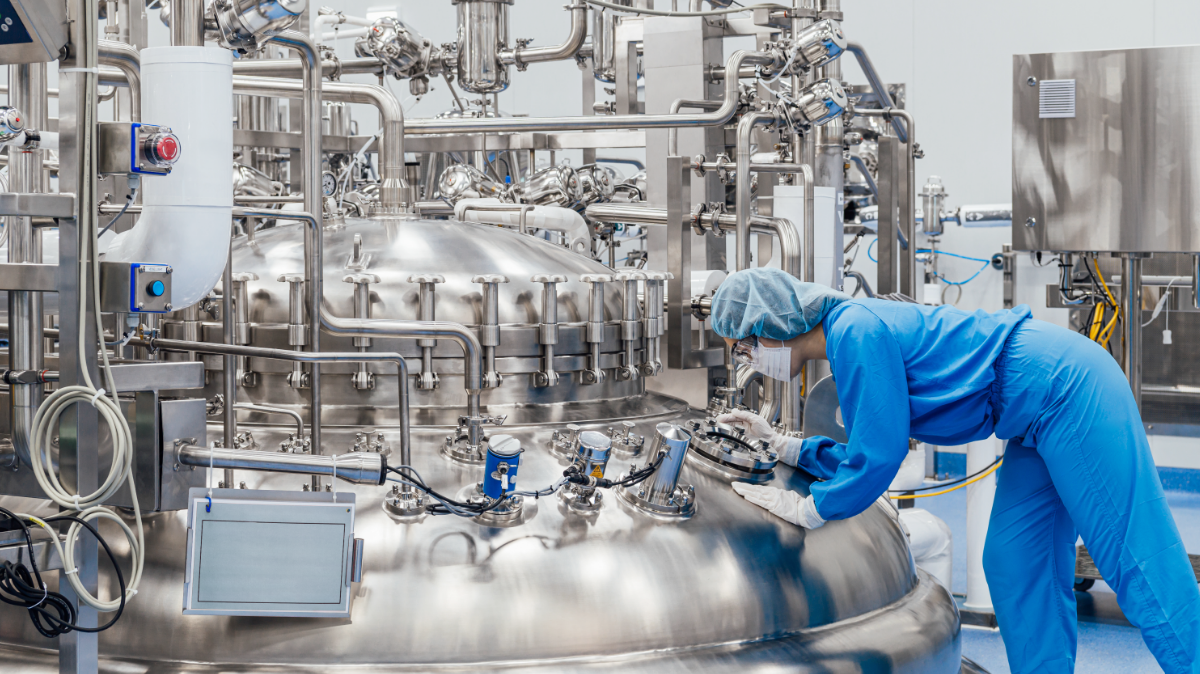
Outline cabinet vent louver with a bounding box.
[1039,79,1076,119]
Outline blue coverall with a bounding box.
[799,298,1200,674]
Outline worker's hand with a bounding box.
[732,483,826,529]
[716,409,788,451]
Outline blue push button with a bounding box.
[148,280,165,297]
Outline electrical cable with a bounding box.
[0,508,127,637]
[24,7,143,619]
[98,186,137,237]
[888,459,1003,500]
[582,0,787,17]
[887,455,1003,494]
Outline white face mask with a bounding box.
[750,342,793,382]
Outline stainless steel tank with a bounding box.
[0,217,962,672]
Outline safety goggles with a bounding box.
[731,336,758,365]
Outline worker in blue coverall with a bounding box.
[710,267,1200,674]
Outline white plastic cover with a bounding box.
[899,508,953,591]
[104,46,233,308]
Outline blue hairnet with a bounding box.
[711,268,851,341]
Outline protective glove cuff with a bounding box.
[773,434,801,466]
[798,494,826,529]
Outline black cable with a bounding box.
[0,509,127,636]
[886,455,1004,494]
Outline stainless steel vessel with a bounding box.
[0,219,961,672]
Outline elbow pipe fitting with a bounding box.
[231,76,409,213]
[98,39,141,122]
[499,2,588,68]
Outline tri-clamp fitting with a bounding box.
[277,272,309,389]
[343,272,382,391]
[640,271,672,377]
[472,274,509,388]
[531,273,567,387]
[614,270,646,382]
[230,271,258,387]
[579,273,612,385]
[408,273,445,390]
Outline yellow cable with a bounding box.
[1088,303,1105,341]
[889,460,1003,500]
[1099,311,1120,347]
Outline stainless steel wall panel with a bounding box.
[1014,45,1200,253]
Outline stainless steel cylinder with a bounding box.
[7,62,46,467]
[642,423,693,506]
[454,0,512,94]
[576,430,612,480]
[591,0,632,82]
[169,0,205,46]
[1121,254,1144,411]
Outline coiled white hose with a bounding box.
[25,21,143,610]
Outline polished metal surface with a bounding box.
[1014,45,1200,253]
[455,0,511,94]
[0,410,960,672]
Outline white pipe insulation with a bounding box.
[104,46,232,309]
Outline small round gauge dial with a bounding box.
[322,171,338,197]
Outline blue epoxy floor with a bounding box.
[918,483,1200,673]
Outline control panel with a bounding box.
[99,261,173,314]
[0,0,68,64]
[98,121,182,177]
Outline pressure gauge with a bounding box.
[322,171,338,197]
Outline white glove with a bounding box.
[717,409,789,449]
[732,483,826,529]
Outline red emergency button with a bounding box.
[145,132,181,168]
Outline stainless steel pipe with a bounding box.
[6,61,46,467]
[857,107,917,297]
[735,111,779,271]
[169,0,205,47]
[1121,254,1144,411]
[499,2,587,66]
[667,98,722,156]
[405,50,776,134]
[98,39,140,121]
[263,31,325,456]
[130,336,409,486]
[845,41,908,143]
[177,444,386,485]
[231,75,409,213]
[230,56,383,78]
[234,402,305,438]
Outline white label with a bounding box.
[141,264,168,274]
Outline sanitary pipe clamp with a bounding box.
[614,270,646,382]
[472,273,510,388]
[531,273,567,387]
[579,273,612,385]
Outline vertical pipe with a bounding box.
[222,244,236,488]
[169,0,204,47]
[791,0,815,173]
[267,31,323,464]
[735,111,775,271]
[962,436,999,613]
[1191,254,1199,310]
[7,62,45,466]
[814,0,843,256]
[1122,254,1143,411]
